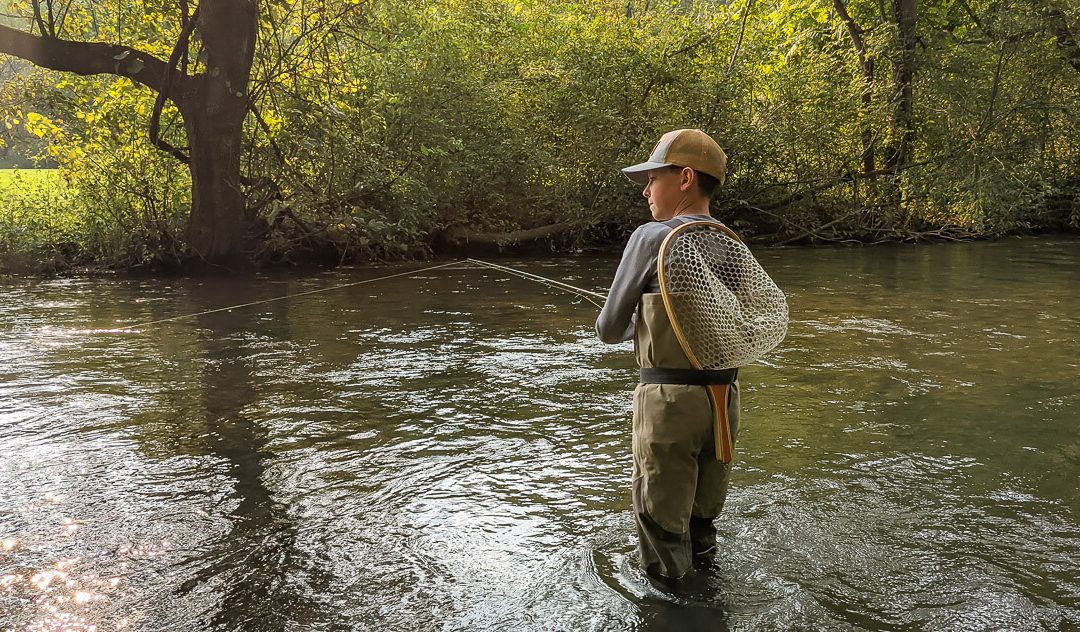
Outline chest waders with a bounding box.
[631,290,740,579]
[628,219,787,579]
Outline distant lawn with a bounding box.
[0,168,74,201]
[0,168,75,220]
[0,167,60,185]
[0,168,71,199]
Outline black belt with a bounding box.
[639,367,738,386]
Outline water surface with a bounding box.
[1,238,1078,631]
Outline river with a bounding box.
[1,238,1078,631]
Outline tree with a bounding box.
[833,0,876,176]
[0,0,259,266]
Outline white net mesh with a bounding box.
[659,222,788,369]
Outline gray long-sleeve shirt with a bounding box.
[595,214,719,344]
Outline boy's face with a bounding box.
[642,167,693,221]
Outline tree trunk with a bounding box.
[182,0,259,266]
[183,104,250,265]
[0,0,260,268]
[833,0,876,176]
[1047,8,1080,74]
[886,0,917,174]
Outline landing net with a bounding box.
[658,221,788,370]
[657,220,787,463]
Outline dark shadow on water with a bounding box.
[635,568,733,632]
[172,280,347,632]
[591,541,732,632]
[639,604,731,632]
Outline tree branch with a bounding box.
[976,43,1006,138]
[31,1,49,37]
[440,222,575,250]
[833,0,876,174]
[728,0,753,73]
[956,0,991,37]
[833,0,868,61]
[0,24,192,102]
[149,5,200,164]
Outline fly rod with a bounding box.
[466,258,607,308]
[110,258,607,331]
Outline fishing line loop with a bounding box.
[117,259,471,330]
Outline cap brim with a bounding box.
[620,161,673,184]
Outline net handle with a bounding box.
[656,220,743,371]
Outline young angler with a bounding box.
[596,128,739,580]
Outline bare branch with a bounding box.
[728,0,753,73]
[31,1,49,38]
[976,43,1006,138]
[955,0,990,36]
[833,0,868,61]
[149,5,201,164]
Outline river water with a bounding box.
[1,238,1078,631]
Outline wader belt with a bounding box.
[639,367,738,386]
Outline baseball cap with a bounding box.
[621,129,727,186]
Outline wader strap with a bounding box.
[639,367,738,386]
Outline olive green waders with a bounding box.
[632,292,740,580]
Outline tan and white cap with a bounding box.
[621,129,727,186]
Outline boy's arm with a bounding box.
[595,224,664,344]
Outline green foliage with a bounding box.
[1,0,1079,270]
[237,0,1080,250]
[1,0,192,269]
[1,71,192,269]
[0,169,81,271]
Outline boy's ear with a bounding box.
[680,167,695,191]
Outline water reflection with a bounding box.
[172,281,344,631]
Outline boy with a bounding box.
[596,128,740,580]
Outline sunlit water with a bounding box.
[1,238,1078,631]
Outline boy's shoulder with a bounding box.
[624,221,670,250]
[629,220,676,240]
[628,218,704,243]
[622,221,682,259]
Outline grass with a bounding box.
[0,167,68,186]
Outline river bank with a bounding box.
[3,169,1078,275]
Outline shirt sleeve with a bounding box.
[595,223,666,344]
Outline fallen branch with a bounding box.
[439,222,574,250]
[773,208,865,246]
